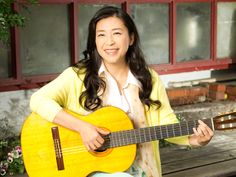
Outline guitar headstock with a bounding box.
[213,111,236,131]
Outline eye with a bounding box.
[97,33,105,37]
[113,32,122,35]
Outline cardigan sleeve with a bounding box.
[149,69,190,146]
[30,67,79,122]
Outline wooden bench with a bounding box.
[160,130,236,177]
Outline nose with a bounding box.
[106,34,115,45]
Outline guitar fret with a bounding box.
[153,127,157,140]
[138,129,142,144]
[159,126,163,139]
[115,132,122,147]
[188,120,195,134]
[138,129,142,143]
[160,126,166,139]
[150,127,156,141]
[148,128,152,142]
[146,128,150,142]
[128,130,133,144]
[186,121,190,135]
[179,121,187,136]
[173,124,178,136]
[129,130,133,144]
[179,123,182,136]
[172,124,175,137]
[145,128,150,142]
[115,132,120,147]
[111,132,116,147]
[148,127,151,141]
[142,129,146,142]
[121,131,125,146]
[124,131,128,145]
[144,128,147,142]
[140,129,144,142]
[167,125,174,138]
[133,129,137,144]
[176,123,181,136]
[165,125,169,138]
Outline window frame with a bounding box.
[0,0,235,92]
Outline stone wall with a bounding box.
[0,90,35,139]
[173,100,236,121]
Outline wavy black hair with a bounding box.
[74,6,161,111]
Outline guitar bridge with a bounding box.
[51,127,64,171]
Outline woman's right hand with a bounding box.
[77,121,110,151]
[53,109,110,152]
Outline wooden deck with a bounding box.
[160,130,236,177]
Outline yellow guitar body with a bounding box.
[21,106,136,177]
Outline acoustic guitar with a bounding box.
[21,106,236,177]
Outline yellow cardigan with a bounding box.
[30,66,189,176]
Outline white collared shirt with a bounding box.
[98,63,142,117]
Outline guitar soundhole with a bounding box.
[95,134,110,152]
[96,146,107,152]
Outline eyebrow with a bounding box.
[96,28,123,32]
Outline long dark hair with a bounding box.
[74,6,161,111]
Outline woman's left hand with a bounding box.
[189,120,214,147]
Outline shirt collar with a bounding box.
[98,62,142,89]
[98,62,106,76]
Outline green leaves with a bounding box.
[0,137,25,176]
[0,0,37,44]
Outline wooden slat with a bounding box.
[160,131,236,176]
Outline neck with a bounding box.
[103,61,129,90]
[104,61,128,78]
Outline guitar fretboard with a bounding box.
[102,118,213,149]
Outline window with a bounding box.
[217,2,236,59]
[0,0,235,92]
[19,4,71,76]
[176,2,211,62]
[0,42,12,79]
[130,3,169,64]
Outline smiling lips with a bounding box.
[104,48,119,55]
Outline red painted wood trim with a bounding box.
[70,2,78,64]
[74,0,122,4]
[175,0,212,2]
[128,0,172,3]
[153,58,235,74]
[171,1,176,65]
[121,1,128,12]
[217,0,236,2]
[12,3,21,80]
[212,0,217,61]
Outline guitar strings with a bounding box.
[57,120,200,156]
[38,119,213,156]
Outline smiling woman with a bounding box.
[27,6,214,177]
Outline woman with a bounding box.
[30,6,214,177]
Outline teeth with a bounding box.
[105,49,118,55]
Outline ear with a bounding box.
[129,33,134,46]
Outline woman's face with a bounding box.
[95,16,133,66]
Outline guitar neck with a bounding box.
[103,118,214,149]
